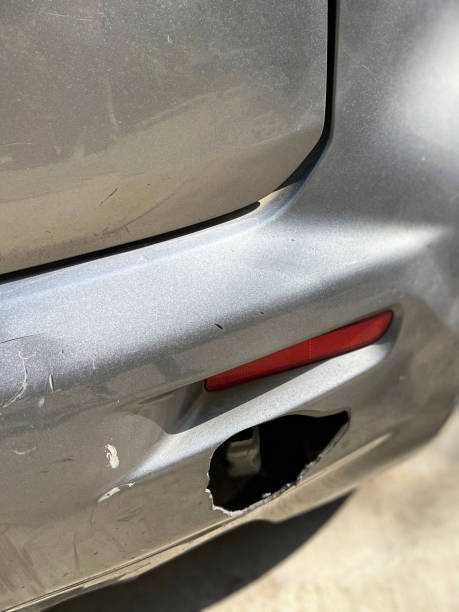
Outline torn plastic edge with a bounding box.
[206,411,350,517]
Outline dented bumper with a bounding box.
[1,0,459,610]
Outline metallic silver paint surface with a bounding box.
[0,0,327,274]
[1,0,459,609]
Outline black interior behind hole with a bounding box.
[208,412,348,512]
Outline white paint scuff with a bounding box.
[12,446,36,456]
[104,443,119,469]
[98,487,120,502]
[97,481,136,503]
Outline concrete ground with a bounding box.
[54,410,459,612]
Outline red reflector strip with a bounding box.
[205,311,392,392]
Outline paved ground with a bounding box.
[54,410,459,612]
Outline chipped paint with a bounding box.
[104,444,119,469]
[97,487,120,503]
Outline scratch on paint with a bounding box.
[0,352,31,410]
[73,532,80,571]
[99,186,119,206]
[46,12,95,22]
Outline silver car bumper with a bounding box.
[1,0,459,609]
